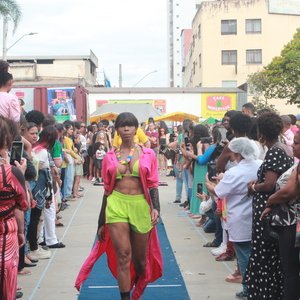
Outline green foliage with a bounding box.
[0,0,22,33]
[248,28,300,106]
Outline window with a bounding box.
[221,19,237,35]
[246,19,261,33]
[222,50,237,65]
[222,80,237,88]
[198,24,201,39]
[246,49,262,64]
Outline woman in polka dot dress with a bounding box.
[245,112,294,300]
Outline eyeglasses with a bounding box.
[80,125,86,128]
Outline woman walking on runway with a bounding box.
[76,112,162,300]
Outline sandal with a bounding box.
[18,268,32,276]
[203,241,219,248]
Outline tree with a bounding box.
[248,28,300,106]
[0,0,21,32]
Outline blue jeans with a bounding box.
[63,163,75,198]
[174,165,183,201]
[182,169,189,200]
[233,241,251,294]
[203,209,216,233]
[212,200,222,246]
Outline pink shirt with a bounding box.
[0,92,20,122]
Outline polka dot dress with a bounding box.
[245,147,293,299]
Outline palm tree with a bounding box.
[0,0,21,32]
[0,0,22,60]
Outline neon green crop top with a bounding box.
[116,160,140,179]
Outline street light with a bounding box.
[133,70,158,87]
[3,32,38,60]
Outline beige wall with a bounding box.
[10,58,97,86]
[184,0,300,113]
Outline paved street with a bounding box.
[19,174,238,300]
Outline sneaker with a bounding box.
[29,247,51,260]
[91,177,96,182]
[211,243,226,256]
[235,291,248,299]
[79,186,84,191]
[173,200,181,203]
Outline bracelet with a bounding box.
[252,183,257,192]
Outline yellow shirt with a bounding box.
[113,127,148,148]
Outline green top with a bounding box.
[116,160,140,179]
[51,140,62,159]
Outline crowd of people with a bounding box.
[164,103,300,300]
[0,57,299,300]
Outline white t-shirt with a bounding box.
[215,159,262,242]
[33,148,50,169]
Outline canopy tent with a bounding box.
[90,103,161,123]
[201,117,219,125]
[154,111,199,122]
[90,112,119,123]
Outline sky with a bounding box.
[3,0,168,87]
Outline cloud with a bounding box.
[5,0,168,87]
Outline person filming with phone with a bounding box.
[0,116,29,300]
[206,137,262,299]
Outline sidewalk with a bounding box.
[18,175,239,300]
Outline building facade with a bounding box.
[183,0,300,113]
[183,0,300,91]
[8,50,98,87]
[167,0,201,87]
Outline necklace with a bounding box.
[116,144,137,165]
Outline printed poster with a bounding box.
[201,93,236,119]
[47,87,76,122]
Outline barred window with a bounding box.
[246,49,262,64]
[221,20,237,35]
[246,19,261,33]
[222,50,237,65]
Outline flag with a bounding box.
[104,71,111,88]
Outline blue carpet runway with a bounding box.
[78,221,190,300]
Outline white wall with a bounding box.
[88,92,201,116]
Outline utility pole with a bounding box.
[2,17,8,61]
[119,64,122,88]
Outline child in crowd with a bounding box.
[94,141,107,184]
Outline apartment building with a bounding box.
[167,0,201,87]
[183,0,300,92]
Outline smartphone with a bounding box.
[184,136,189,146]
[197,183,203,194]
[10,141,24,165]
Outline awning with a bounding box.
[90,112,119,123]
[90,103,162,123]
[154,112,199,122]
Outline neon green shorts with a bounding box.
[106,190,152,234]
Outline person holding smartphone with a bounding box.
[206,137,262,300]
[0,116,28,300]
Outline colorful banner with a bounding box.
[47,87,76,122]
[153,100,166,113]
[201,93,236,119]
[95,99,166,113]
[12,88,34,113]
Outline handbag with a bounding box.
[262,215,279,244]
[163,148,174,160]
